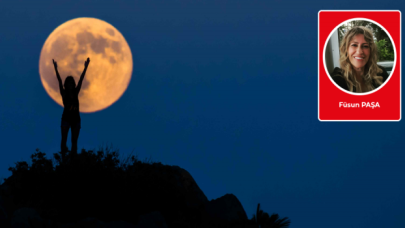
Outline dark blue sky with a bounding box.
[1,1,404,227]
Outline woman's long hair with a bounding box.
[339,26,383,92]
[64,76,76,90]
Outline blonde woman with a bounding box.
[331,26,389,93]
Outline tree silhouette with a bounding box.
[251,203,291,228]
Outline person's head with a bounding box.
[64,76,76,91]
[339,26,383,92]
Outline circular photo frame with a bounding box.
[323,18,396,96]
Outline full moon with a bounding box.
[39,17,133,113]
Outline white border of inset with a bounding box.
[318,10,401,122]
[323,18,396,96]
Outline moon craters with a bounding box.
[77,31,109,54]
[51,36,73,60]
[106,28,115,36]
[111,41,121,54]
[91,37,109,54]
[76,31,93,45]
[109,56,116,64]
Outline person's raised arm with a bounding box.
[53,59,64,97]
[76,57,90,94]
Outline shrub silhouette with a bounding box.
[250,203,291,228]
[2,146,203,227]
[1,146,291,228]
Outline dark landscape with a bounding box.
[0,146,290,228]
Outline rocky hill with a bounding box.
[0,148,252,228]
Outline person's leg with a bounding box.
[61,121,70,163]
[71,122,81,158]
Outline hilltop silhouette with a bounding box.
[0,146,290,228]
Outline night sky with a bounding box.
[1,1,404,227]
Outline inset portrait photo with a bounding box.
[318,11,401,121]
[324,19,395,94]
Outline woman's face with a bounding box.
[348,34,370,71]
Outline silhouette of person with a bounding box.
[53,58,90,161]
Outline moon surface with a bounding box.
[39,17,133,113]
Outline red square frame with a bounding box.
[318,10,401,121]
